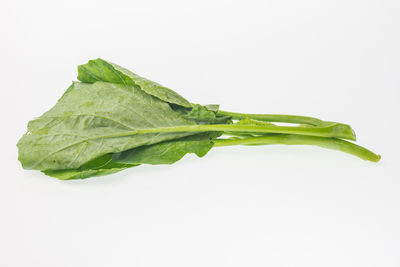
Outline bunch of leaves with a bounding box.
[17,59,380,180]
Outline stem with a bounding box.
[101,123,356,140]
[213,135,380,162]
[217,110,326,126]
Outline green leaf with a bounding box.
[43,154,137,180]
[112,133,220,165]
[77,58,191,107]
[173,104,231,124]
[185,104,217,122]
[203,104,220,113]
[18,81,197,171]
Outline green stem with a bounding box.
[213,135,380,162]
[217,110,327,126]
[101,123,356,140]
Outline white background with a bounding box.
[1,0,399,266]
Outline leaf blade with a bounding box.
[18,81,196,171]
[42,154,138,180]
[77,58,191,107]
[112,133,220,165]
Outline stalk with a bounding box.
[218,110,332,126]
[101,123,356,140]
[213,135,380,162]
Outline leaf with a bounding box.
[173,104,231,124]
[112,133,221,165]
[77,58,191,107]
[184,104,217,122]
[203,104,220,113]
[43,154,138,180]
[18,81,197,171]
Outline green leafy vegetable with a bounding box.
[17,58,381,180]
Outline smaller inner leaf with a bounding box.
[43,154,138,180]
[112,132,222,165]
